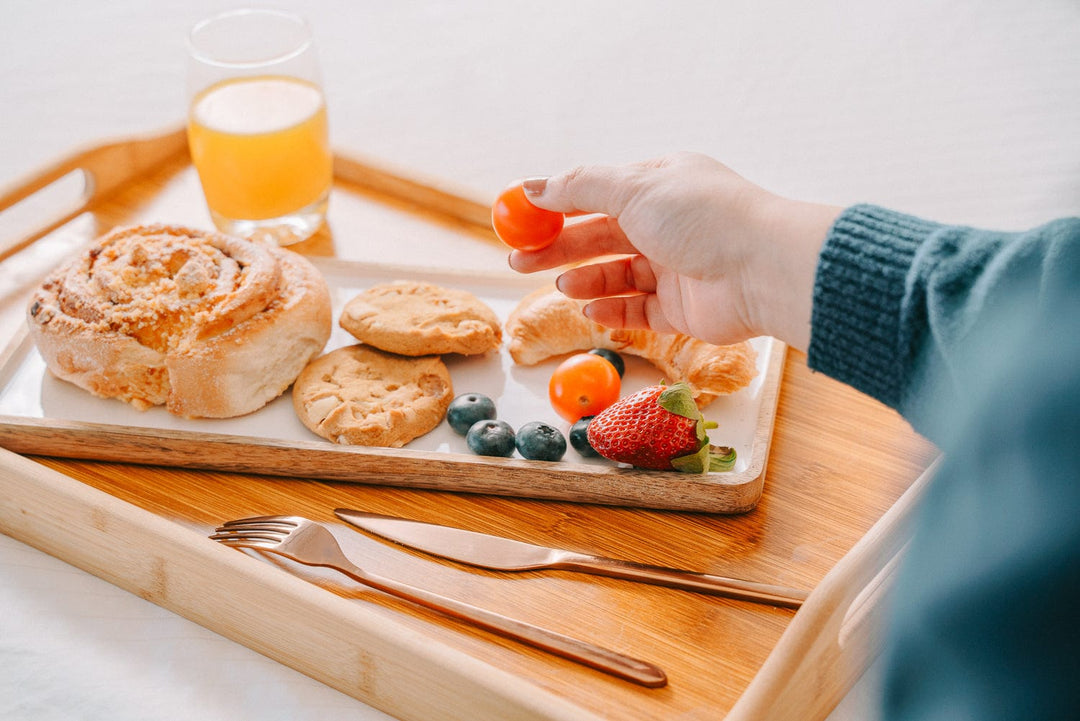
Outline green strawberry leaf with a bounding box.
[708,445,737,472]
[656,383,736,474]
[657,382,701,420]
[670,443,737,474]
[670,439,710,474]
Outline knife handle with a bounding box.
[331,558,667,687]
[559,554,809,609]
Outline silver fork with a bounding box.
[211,515,667,687]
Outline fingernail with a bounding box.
[554,273,565,293]
[522,176,548,197]
[507,251,522,272]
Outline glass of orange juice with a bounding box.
[186,9,332,245]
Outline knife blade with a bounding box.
[334,509,808,609]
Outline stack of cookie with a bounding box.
[292,281,502,447]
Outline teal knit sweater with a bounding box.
[808,205,1080,720]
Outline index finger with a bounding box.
[523,160,656,217]
[508,214,636,273]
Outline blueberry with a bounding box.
[515,421,567,462]
[569,416,600,457]
[447,393,497,435]
[466,419,516,457]
[589,348,625,378]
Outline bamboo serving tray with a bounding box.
[0,129,941,721]
[0,129,783,514]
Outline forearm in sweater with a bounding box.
[807,204,1080,440]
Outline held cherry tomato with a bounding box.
[491,183,564,251]
[548,353,621,422]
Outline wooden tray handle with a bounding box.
[0,127,498,266]
[724,455,943,721]
[332,153,495,234]
[0,127,190,263]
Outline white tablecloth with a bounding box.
[2,2,1078,719]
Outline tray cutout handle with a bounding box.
[0,169,89,263]
[724,456,942,721]
[0,127,188,264]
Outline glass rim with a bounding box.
[187,8,313,69]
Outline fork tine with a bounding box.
[209,530,286,543]
[213,523,296,537]
[213,523,292,534]
[211,536,279,550]
[218,515,301,529]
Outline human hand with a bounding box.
[507,152,840,350]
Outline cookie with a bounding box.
[292,344,453,447]
[339,281,501,356]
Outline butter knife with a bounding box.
[334,509,808,609]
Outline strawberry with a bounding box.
[586,382,736,473]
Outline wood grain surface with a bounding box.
[0,133,939,720]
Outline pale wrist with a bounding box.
[750,195,840,350]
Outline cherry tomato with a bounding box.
[548,353,621,422]
[491,183,564,251]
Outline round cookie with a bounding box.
[339,281,501,356]
[292,344,453,447]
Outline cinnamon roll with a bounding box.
[27,224,331,418]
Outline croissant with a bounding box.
[506,287,757,406]
[26,224,331,418]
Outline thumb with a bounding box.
[523,163,646,217]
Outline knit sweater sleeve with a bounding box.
[807,205,1080,720]
[807,204,1080,440]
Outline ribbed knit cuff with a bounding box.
[808,204,944,409]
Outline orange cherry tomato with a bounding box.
[548,353,621,422]
[491,183,564,251]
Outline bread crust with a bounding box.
[506,287,757,406]
[26,224,331,418]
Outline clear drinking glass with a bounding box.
[186,8,332,245]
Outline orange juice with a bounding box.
[187,75,332,222]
